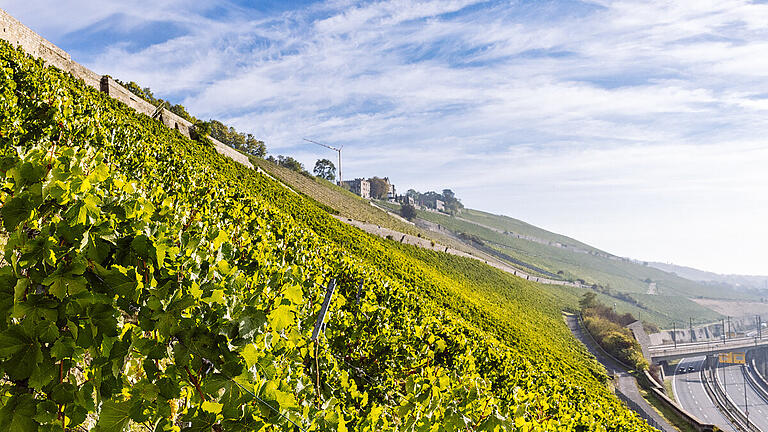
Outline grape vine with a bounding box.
[0,40,656,432]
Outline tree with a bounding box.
[368,177,389,199]
[268,155,305,173]
[400,203,417,221]
[421,191,441,208]
[441,188,464,214]
[191,120,211,144]
[579,292,598,310]
[245,134,267,157]
[169,103,196,123]
[313,159,336,181]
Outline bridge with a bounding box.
[649,336,768,362]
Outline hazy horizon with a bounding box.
[6,0,768,275]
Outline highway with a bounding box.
[673,357,737,432]
[719,363,768,431]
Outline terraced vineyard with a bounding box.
[378,202,751,327]
[0,41,654,430]
[250,158,487,257]
[249,158,419,235]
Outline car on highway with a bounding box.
[687,366,695,372]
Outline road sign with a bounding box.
[718,352,746,364]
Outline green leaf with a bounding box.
[241,344,258,369]
[268,305,294,332]
[283,284,303,304]
[50,382,76,404]
[1,193,34,231]
[13,278,29,302]
[262,380,298,410]
[28,359,57,390]
[0,394,37,432]
[89,162,110,183]
[92,264,137,298]
[42,274,87,300]
[94,400,131,432]
[0,325,42,380]
[201,400,223,414]
[203,289,226,305]
[33,400,58,424]
[19,161,45,186]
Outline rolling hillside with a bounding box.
[245,159,733,328]
[0,39,655,431]
[411,207,758,324]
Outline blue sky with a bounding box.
[6,0,768,275]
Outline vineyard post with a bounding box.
[353,279,364,323]
[311,279,336,401]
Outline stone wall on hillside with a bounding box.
[0,8,253,169]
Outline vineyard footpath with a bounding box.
[0,41,654,431]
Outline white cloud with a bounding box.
[5,0,768,273]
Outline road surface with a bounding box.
[719,363,768,431]
[564,314,676,432]
[673,357,736,431]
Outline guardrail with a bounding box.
[742,362,768,406]
[702,360,760,432]
[749,357,768,396]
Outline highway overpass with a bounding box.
[650,337,768,363]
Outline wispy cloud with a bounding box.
[5,0,768,273]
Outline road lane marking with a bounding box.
[673,358,687,405]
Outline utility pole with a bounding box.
[722,318,726,343]
[728,316,732,339]
[673,322,677,349]
[304,138,343,186]
[690,317,694,343]
[744,365,749,423]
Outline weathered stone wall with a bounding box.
[0,8,101,89]
[626,320,652,362]
[0,7,253,169]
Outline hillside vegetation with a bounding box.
[388,204,742,327]
[0,41,654,431]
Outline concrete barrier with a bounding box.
[647,386,716,432]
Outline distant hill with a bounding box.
[374,204,762,327]
[648,262,768,292]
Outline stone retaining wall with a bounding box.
[0,8,252,168]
